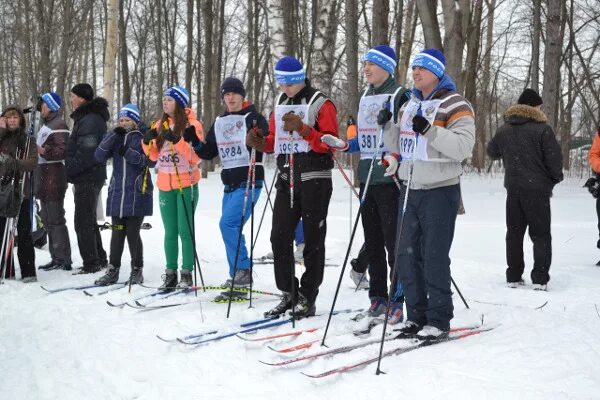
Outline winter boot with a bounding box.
[73,264,102,275]
[367,298,387,318]
[38,261,58,270]
[21,276,38,283]
[289,293,316,319]
[231,269,252,287]
[177,270,194,289]
[349,268,369,290]
[264,292,293,318]
[415,325,449,341]
[159,269,178,291]
[507,279,525,289]
[127,266,144,285]
[394,320,423,338]
[387,302,404,325]
[532,283,547,291]
[94,265,120,286]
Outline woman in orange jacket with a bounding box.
[142,86,204,289]
[587,127,600,257]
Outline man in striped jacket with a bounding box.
[384,49,475,340]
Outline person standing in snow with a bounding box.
[194,77,267,293]
[142,86,203,290]
[320,45,411,325]
[387,49,475,340]
[0,105,38,282]
[488,88,563,290]
[586,123,600,265]
[246,56,338,319]
[93,104,154,286]
[35,93,72,272]
[66,83,109,274]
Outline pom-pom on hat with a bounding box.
[363,45,397,75]
[118,103,141,124]
[163,86,190,109]
[411,49,446,79]
[274,56,305,85]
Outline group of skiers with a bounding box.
[1,41,575,340]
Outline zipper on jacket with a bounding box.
[119,133,129,218]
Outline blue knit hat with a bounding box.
[274,56,305,85]
[118,103,141,124]
[41,92,62,112]
[163,86,190,108]
[411,49,446,79]
[363,45,397,75]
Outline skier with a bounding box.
[142,86,204,290]
[246,56,339,318]
[321,45,411,324]
[488,88,563,290]
[0,105,38,282]
[66,83,109,274]
[194,77,267,296]
[93,104,154,286]
[386,49,475,340]
[35,92,72,271]
[586,123,600,265]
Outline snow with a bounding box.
[2,166,600,399]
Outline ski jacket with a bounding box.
[263,82,338,181]
[142,108,204,192]
[35,112,69,202]
[488,104,563,196]
[0,105,37,198]
[345,75,410,186]
[197,102,268,191]
[588,132,600,174]
[95,127,154,217]
[66,97,109,184]
[389,74,475,190]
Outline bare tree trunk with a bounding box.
[345,0,360,186]
[393,0,405,78]
[104,0,119,106]
[372,0,390,45]
[464,0,483,170]
[119,0,131,104]
[397,0,417,83]
[417,0,442,50]
[268,0,286,63]
[195,0,202,113]
[185,0,194,99]
[441,0,470,90]
[312,0,338,93]
[530,0,541,92]
[542,0,563,130]
[481,0,496,168]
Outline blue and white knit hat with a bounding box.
[118,103,141,124]
[411,49,446,79]
[274,56,305,85]
[163,85,190,108]
[363,45,397,75]
[41,92,62,112]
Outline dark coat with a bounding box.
[35,112,69,202]
[66,97,109,184]
[487,104,563,196]
[197,102,268,190]
[95,128,153,217]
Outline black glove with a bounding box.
[142,129,158,145]
[412,115,431,134]
[183,125,200,147]
[162,129,180,144]
[114,127,127,136]
[377,109,392,126]
[584,177,600,198]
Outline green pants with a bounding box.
[159,185,199,270]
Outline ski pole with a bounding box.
[248,122,258,309]
[289,133,294,209]
[330,150,360,199]
[451,277,470,309]
[251,169,276,250]
[321,96,392,347]
[188,132,198,296]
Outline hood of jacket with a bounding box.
[503,104,547,125]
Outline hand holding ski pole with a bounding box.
[379,153,400,177]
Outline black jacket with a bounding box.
[487,104,563,196]
[197,103,268,190]
[66,97,109,183]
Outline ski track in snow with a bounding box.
[2,168,600,399]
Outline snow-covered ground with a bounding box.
[2,166,600,399]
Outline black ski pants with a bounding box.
[505,193,552,285]
[74,181,107,268]
[1,199,35,279]
[270,176,332,305]
[109,216,144,268]
[40,198,72,265]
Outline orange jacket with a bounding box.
[143,108,204,191]
[588,133,600,173]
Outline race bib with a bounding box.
[214,114,251,169]
[156,143,192,174]
[398,99,442,161]
[357,93,390,160]
[274,104,310,155]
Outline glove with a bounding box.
[142,129,158,145]
[282,112,310,136]
[162,129,181,144]
[584,177,600,198]
[412,115,431,134]
[378,154,399,177]
[0,153,17,176]
[114,127,127,136]
[321,134,348,150]
[246,129,266,152]
[377,109,392,126]
[183,125,200,147]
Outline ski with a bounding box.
[268,339,320,353]
[106,288,176,307]
[125,300,200,311]
[83,283,129,296]
[237,327,319,342]
[177,318,294,345]
[41,281,127,294]
[156,317,277,343]
[301,326,496,378]
[98,222,152,231]
[472,299,548,310]
[139,283,281,297]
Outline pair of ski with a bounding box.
[262,325,496,378]
[252,258,338,267]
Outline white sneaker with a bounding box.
[416,325,448,341]
[507,280,525,288]
[532,283,547,291]
[349,269,369,290]
[294,243,305,262]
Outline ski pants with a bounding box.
[352,243,368,274]
[1,199,35,279]
[505,193,552,285]
[220,185,262,277]
[271,176,332,304]
[109,216,144,268]
[360,183,403,303]
[74,182,107,268]
[397,184,460,331]
[40,198,71,265]
[159,185,198,271]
